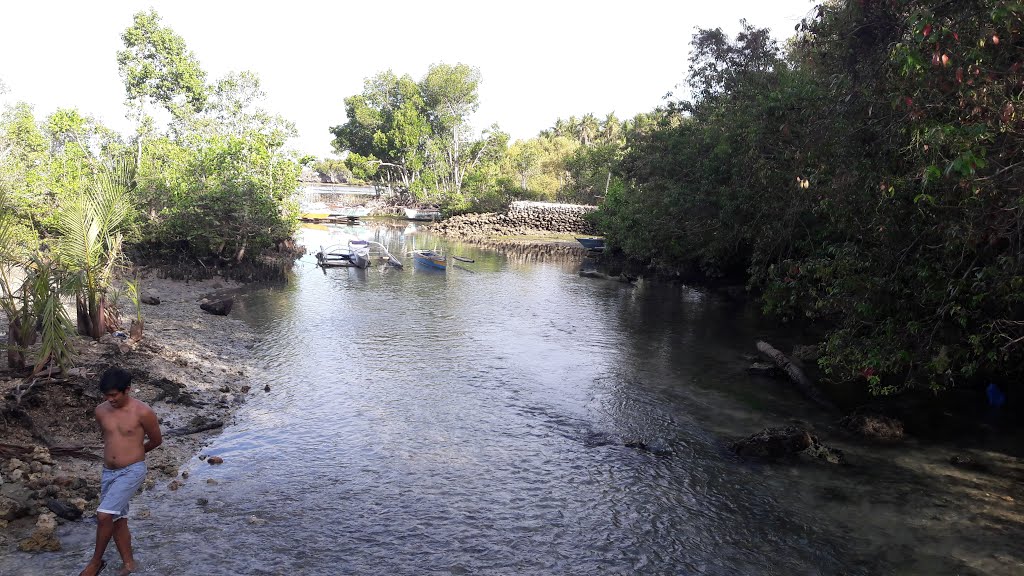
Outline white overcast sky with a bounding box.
[1,1,813,158]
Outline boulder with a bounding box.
[731,426,812,460]
[200,298,233,316]
[0,494,29,522]
[141,295,161,305]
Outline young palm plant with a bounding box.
[55,158,136,339]
[0,184,74,372]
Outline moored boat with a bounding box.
[576,237,605,251]
[404,206,441,221]
[315,239,402,269]
[411,249,447,270]
[347,240,371,269]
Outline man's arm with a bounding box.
[140,406,163,453]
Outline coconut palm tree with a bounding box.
[55,158,135,339]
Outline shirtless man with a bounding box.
[79,367,162,576]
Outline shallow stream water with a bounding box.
[5,222,1022,575]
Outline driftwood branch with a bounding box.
[756,341,836,410]
[0,442,102,461]
[166,420,224,437]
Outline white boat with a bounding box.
[404,207,441,221]
[315,240,402,269]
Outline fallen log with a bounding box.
[166,419,224,437]
[756,341,836,410]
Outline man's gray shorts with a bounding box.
[97,461,147,520]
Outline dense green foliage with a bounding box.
[330,64,501,210]
[330,68,633,212]
[594,1,1024,395]
[0,9,300,369]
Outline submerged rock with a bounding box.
[624,438,674,456]
[731,426,812,460]
[731,425,845,464]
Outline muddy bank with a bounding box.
[0,274,259,553]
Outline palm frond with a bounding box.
[28,254,75,370]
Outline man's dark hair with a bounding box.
[99,367,132,393]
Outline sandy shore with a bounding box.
[0,273,258,552]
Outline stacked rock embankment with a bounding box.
[432,201,598,239]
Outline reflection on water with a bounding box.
[4,223,1019,575]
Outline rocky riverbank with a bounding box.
[0,273,259,554]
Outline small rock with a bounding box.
[197,498,209,506]
[264,385,271,392]
[181,471,190,479]
[46,498,82,521]
[10,469,24,482]
[207,456,224,465]
[219,385,231,393]
[950,454,990,472]
[247,515,267,526]
[206,479,219,485]
[18,512,61,552]
[168,480,183,491]
[30,447,53,466]
[141,295,161,305]
[747,362,778,376]
[240,385,251,393]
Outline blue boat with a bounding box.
[412,249,447,270]
[576,237,605,251]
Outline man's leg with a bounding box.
[79,512,115,576]
[112,518,137,574]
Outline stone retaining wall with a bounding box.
[432,201,598,238]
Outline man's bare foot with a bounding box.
[78,559,106,576]
[117,566,135,576]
